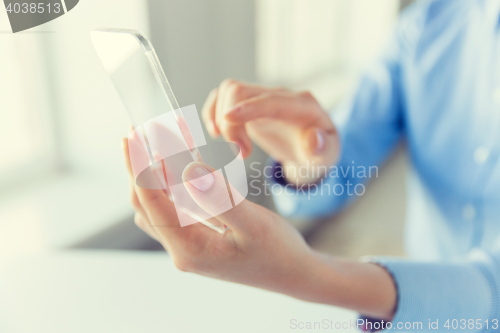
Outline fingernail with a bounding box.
[185,164,215,191]
[315,129,325,154]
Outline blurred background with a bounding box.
[0,0,409,259]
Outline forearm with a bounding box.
[293,250,500,333]
[293,250,397,321]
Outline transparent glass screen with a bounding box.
[91,29,229,233]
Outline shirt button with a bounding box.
[462,204,477,221]
[492,86,500,106]
[474,146,490,165]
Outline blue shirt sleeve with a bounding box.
[269,2,500,331]
[364,248,500,333]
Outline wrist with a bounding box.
[297,250,397,321]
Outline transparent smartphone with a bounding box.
[91,28,226,233]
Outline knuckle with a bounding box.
[202,112,211,125]
[220,78,236,89]
[228,82,246,98]
[145,191,163,206]
[201,107,210,121]
[219,121,232,133]
[208,87,218,98]
[212,192,234,216]
[202,89,218,119]
[219,79,236,94]
[130,193,141,210]
[221,79,247,99]
[298,90,314,101]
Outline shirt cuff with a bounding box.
[361,256,495,333]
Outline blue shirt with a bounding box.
[269,0,500,331]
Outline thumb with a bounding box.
[181,161,252,233]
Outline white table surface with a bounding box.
[0,251,357,333]
[0,173,132,256]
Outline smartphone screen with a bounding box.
[91,29,228,233]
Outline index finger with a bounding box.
[224,92,333,129]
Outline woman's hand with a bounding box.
[123,137,316,297]
[201,80,341,185]
[122,138,397,320]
